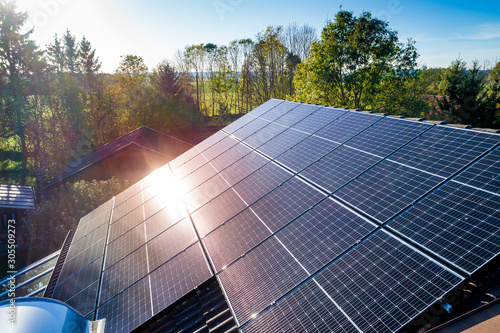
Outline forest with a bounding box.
[1,2,500,262]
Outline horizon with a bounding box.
[11,0,500,73]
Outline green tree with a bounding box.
[294,10,418,110]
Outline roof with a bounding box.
[45,126,193,190]
[45,99,500,333]
[0,184,35,211]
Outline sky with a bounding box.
[13,0,500,73]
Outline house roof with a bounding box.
[0,183,36,211]
[44,126,193,190]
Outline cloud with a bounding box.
[456,23,500,40]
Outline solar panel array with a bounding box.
[51,99,500,333]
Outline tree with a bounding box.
[294,10,418,110]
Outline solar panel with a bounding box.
[104,222,145,269]
[180,162,219,192]
[223,99,284,134]
[96,276,152,333]
[276,198,377,273]
[114,182,142,207]
[345,117,433,157]
[99,245,148,306]
[200,134,236,160]
[144,204,187,241]
[185,174,230,212]
[258,128,310,159]
[249,177,326,233]
[111,191,143,223]
[65,280,99,317]
[143,194,168,219]
[72,209,111,242]
[314,111,382,144]
[147,217,198,271]
[53,256,103,302]
[275,135,339,173]
[203,208,271,272]
[389,126,500,178]
[389,181,500,274]
[172,153,209,180]
[219,236,309,325]
[243,122,289,149]
[208,142,252,172]
[149,242,213,315]
[108,205,144,243]
[300,146,381,193]
[219,152,268,186]
[241,279,358,333]
[191,188,248,237]
[232,118,272,141]
[335,160,445,223]
[314,230,464,332]
[273,103,321,127]
[454,146,500,194]
[260,100,300,122]
[290,107,346,134]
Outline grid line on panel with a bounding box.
[243,122,289,149]
[260,101,300,122]
[388,126,500,178]
[453,146,500,195]
[290,106,347,135]
[232,118,273,141]
[314,231,464,333]
[273,103,321,127]
[388,181,500,275]
[258,129,310,159]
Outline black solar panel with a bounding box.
[53,256,103,302]
[314,111,382,144]
[149,243,212,315]
[335,160,445,223]
[389,181,500,274]
[108,205,144,243]
[208,142,252,172]
[200,134,236,160]
[242,279,358,333]
[301,146,381,193]
[389,126,500,178]
[454,146,500,194]
[105,222,145,269]
[314,231,463,332]
[65,280,99,317]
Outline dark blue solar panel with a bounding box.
[242,279,358,333]
[149,243,213,315]
[260,101,300,122]
[250,177,326,233]
[223,100,284,133]
[96,276,152,333]
[185,174,230,212]
[275,135,339,172]
[219,152,269,186]
[173,153,210,180]
[99,245,148,306]
[291,107,346,134]
[389,126,500,178]
[200,134,236,160]
[276,198,376,273]
[65,280,99,317]
[388,181,500,274]
[147,217,198,271]
[345,117,432,157]
[315,230,464,332]
[191,188,248,237]
[243,123,288,149]
[232,163,293,206]
[258,129,310,159]
[219,236,309,325]
[203,208,271,272]
[454,146,500,194]
[232,118,272,141]
[208,142,252,172]
[273,103,320,127]
[300,146,381,193]
[315,112,382,144]
[335,160,445,223]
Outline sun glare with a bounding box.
[147,167,187,208]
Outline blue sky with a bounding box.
[15,0,500,73]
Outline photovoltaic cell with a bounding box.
[243,123,289,149]
[114,182,142,207]
[173,153,209,180]
[258,129,310,159]
[389,181,500,274]
[291,107,346,134]
[65,280,99,317]
[108,206,145,243]
[315,230,464,332]
[222,113,258,134]
[99,245,148,306]
[275,135,339,173]
[169,146,201,171]
[273,103,320,127]
[203,208,272,272]
[143,194,168,220]
[242,279,358,333]
[314,112,382,144]
[208,142,252,172]
[335,160,445,223]
[150,243,212,315]
[185,174,230,212]
[389,126,500,178]
[191,188,248,237]
[260,101,300,122]
[232,163,293,206]
[111,191,143,223]
[232,118,272,141]
[219,152,268,186]
[250,177,326,233]
[145,204,187,241]
[147,217,198,271]
[105,223,145,269]
[276,198,376,274]
[345,117,433,157]
[180,163,219,192]
[454,147,500,194]
[219,236,309,325]
[200,134,235,160]
[72,209,111,242]
[96,276,152,333]
[53,256,103,302]
[300,146,381,193]
[191,130,228,154]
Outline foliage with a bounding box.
[294,10,418,110]
[23,178,128,262]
